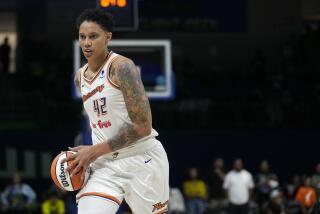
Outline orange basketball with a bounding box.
[50,151,89,191]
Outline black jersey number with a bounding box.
[93,97,107,116]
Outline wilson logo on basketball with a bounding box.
[82,84,105,102]
[59,162,70,187]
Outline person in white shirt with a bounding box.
[168,187,186,214]
[223,159,254,214]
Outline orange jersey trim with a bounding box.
[76,192,121,206]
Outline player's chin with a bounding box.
[83,52,93,59]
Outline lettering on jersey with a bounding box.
[152,200,169,213]
[92,120,112,129]
[82,84,105,102]
[93,97,107,116]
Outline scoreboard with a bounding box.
[96,0,138,31]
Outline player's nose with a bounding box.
[84,38,91,47]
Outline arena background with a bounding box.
[1,0,320,213]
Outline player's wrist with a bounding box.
[92,142,111,157]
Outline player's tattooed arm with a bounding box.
[74,68,81,92]
[107,58,152,151]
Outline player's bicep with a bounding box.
[115,59,151,130]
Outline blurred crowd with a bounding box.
[1,159,320,214]
[0,173,76,214]
[168,159,320,214]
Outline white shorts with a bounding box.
[76,139,169,214]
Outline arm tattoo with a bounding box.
[108,59,152,151]
[108,122,139,151]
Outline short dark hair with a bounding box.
[76,8,114,32]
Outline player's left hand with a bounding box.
[62,145,100,180]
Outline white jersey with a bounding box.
[79,51,158,157]
[77,52,169,214]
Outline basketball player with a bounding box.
[63,8,169,214]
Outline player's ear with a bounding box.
[106,32,112,44]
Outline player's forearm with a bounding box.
[108,122,144,151]
[95,122,151,155]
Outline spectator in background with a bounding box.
[47,184,77,214]
[311,164,320,214]
[283,174,302,214]
[168,187,186,214]
[286,174,301,200]
[1,172,37,214]
[262,189,287,214]
[295,177,316,214]
[207,158,225,200]
[183,167,207,214]
[41,191,65,214]
[207,158,226,212]
[311,163,320,191]
[0,37,11,74]
[223,159,254,214]
[255,160,278,209]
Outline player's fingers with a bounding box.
[80,166,88,180]
[70,165,82,178]
[65,160,77,172]
[58,151,66,162]
[61,153,76,163]
[68,146,82,151]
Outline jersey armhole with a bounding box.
[75,67,83,93]
[107,57,121,90]
[79,64,88,92]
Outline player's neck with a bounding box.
[88,51,109,73]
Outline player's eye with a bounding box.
[79,35,86,40]
[89,34,97,39]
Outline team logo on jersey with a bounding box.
[91,120,112,129]
[82,84,105,102]
[99,70,106,79]
[144,158,152,164]
[112,152,119,159]
[152,200,169,213]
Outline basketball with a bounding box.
[50,151,90,191]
